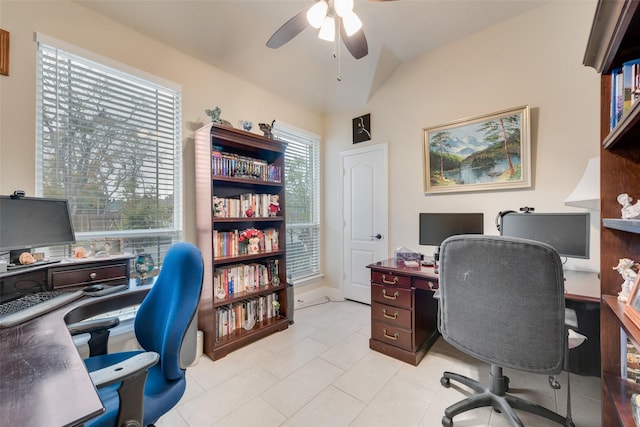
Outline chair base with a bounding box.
[440,365,574,427]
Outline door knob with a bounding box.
[370,234,382,240]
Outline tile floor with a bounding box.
[157,300,601,427]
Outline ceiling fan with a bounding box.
[266,0,396,60]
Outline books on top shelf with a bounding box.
[211,149,281,183]
[213,228,279,258]
[611,59,640,129]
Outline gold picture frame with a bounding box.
[423,105,531,194]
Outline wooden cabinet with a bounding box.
[0,255,133,293]
[584,1,640,425]
[195,123,288,360]
[368,259,439,365]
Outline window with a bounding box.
[35,34,182,270]
[273,123,321,284]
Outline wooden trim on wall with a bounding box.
[0,29,9,76]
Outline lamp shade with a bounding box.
[564,157,600,210]
[318,16,335,42]
[307,1,328,29]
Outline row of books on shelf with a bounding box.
[213,193,277,218]
[610,59,640,129]
[213,259,279,299]
[216,293,280,339]
[213,228,279,257]
[212,149,281,183]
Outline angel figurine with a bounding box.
[614,257,638,302]
[617,193,640,219]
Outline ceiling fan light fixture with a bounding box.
[343,12,363,36]
[306,0,328,29]
[318,15,335,42]
[334,0,354,18]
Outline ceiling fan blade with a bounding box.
[266,9,309,49]
[340,24,368,59]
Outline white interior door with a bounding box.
[341,144,388,304]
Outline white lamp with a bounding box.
[343,12,363,36]
[564,157,600,210]
[335,0,354,17]
[318,16,335,42]
[307,1,328,29]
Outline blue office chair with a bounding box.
[77,242,203,427]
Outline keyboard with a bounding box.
[0,290,84,328]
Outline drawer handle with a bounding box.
[89,272,97,280]
[382,289,399,300]
[381,275,398,285]
[383,329,398,341]
[382,309,398,320]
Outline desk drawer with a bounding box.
[371,301,412,329]
[371,283,412,309]
[372,320,412,350]
[370,271,411,289]
[414,277,438,291]
[50,264,129,289]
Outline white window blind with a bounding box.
[35,35,182,269]
[273,123,321,283]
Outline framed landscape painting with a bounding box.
[423,105,531,194]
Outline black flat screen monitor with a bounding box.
[0,196,76,256]
[419,213,484,246]
[500,212,590,259]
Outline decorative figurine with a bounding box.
[239,228,263,255]
[238,120,253,131]
[135,253,155,283]
[205,106,232,127]
[614,257,638,302]
[259,119,275,138]
[268,194,280,217]
[617,193,640,219]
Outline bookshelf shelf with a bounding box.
[585,1,640,424]
[603,219,640,234]
[195,122,289,360]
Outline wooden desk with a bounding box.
[368,259,601,368]
[367,259,439,366]
[0,281,150,427]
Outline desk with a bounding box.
[0,282,150,427]
[368,259,601,369]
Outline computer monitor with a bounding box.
[0,195,76,262]
[499,212,590,259]
[419,213,484,246]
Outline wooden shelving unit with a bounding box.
[583,1,640,425]
[194,123,288,360]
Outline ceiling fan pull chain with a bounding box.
[336,17,342,82]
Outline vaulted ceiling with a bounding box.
[76,0,548,114]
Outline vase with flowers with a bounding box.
[239,228,263,255]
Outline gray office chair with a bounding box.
[437,235,574,427]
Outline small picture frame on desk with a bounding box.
[91,238,123,256]
[624,275,640,330]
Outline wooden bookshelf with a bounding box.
[194,123,288,360]
[584,1,640,425]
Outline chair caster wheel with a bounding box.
[441,377,451,388]
[504,375,510,392]
[565,420,575,427]
[442,415,453,426]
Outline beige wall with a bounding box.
[320,1,601,294]
[0,1,602,296]
[0,0,323,244]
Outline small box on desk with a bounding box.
[394,247,422,263]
